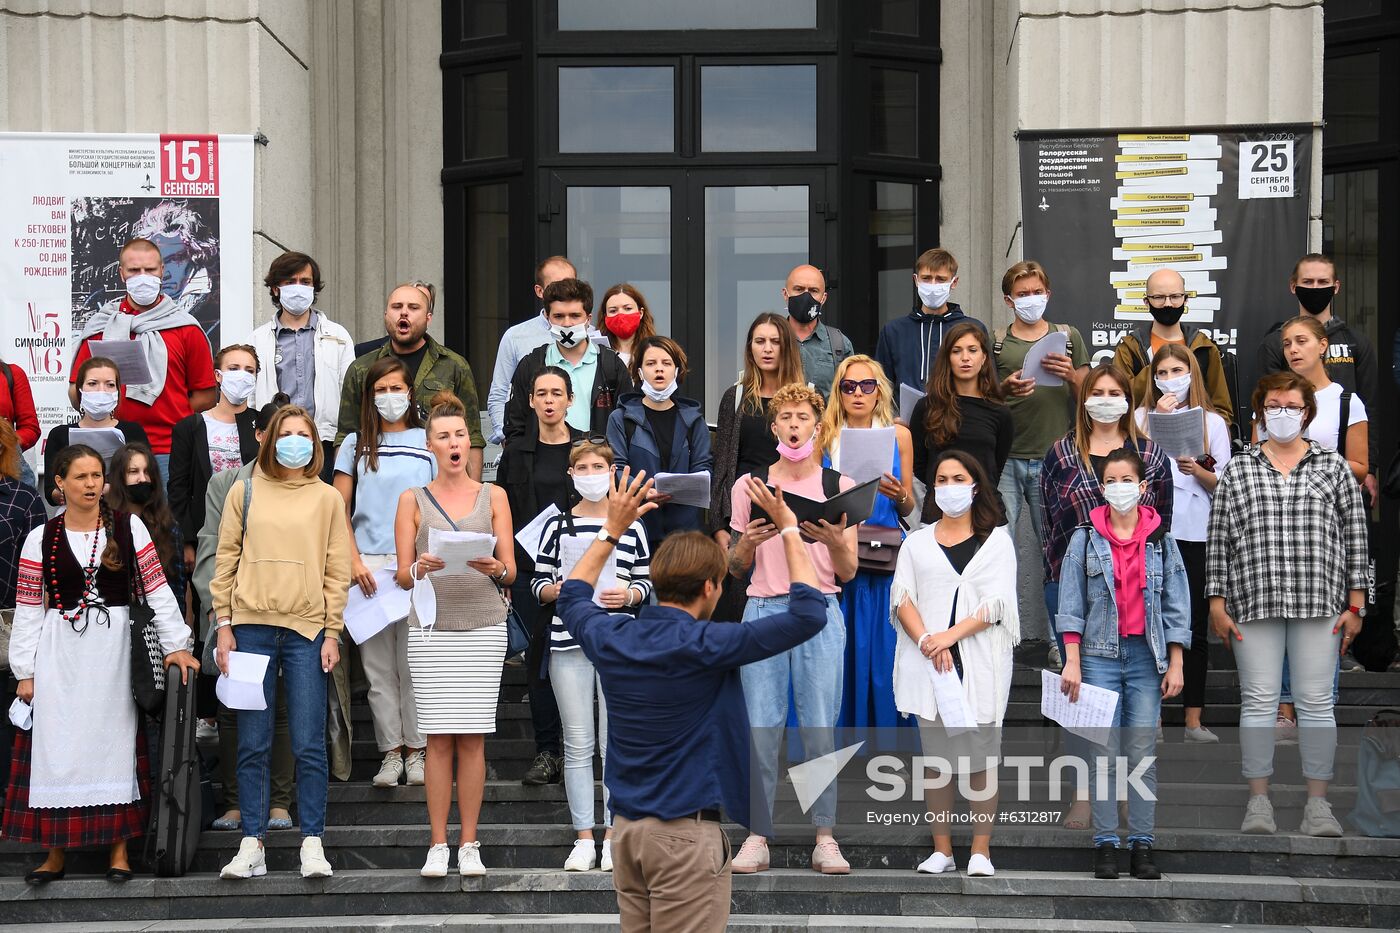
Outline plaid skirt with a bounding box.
[1,719,152,848]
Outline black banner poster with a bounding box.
[1018,126,1312,423]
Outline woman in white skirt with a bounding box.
[891,450,1018,878]
[394,391,513,879]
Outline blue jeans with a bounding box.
[997,457,1045,542]
[1279,653,1341,706]
[549,647,610,831]
[234,624,329,839]
[1081,635,1161,847]
[741,593,845,829]
[153,453,171,492]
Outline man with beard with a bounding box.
[1112,267,1234,427]
[335,281,485,480]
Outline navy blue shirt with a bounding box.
[558,578,828,831]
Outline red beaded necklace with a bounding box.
[49,510,107,634]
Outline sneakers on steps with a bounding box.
[404,748,426,786]
[1299,796,1343,837]
[812,838,850,875]
[1183,725,1219,744]
[521,751,563,786]
[1275,714,1298,746]
[372,750,404,788]
[600,839,613,873]
[459,841,486,877]
[299,837,333,879]
[420,843,450,878]
[1047,642,1064,672]
[219,837,266,879]
[564,839,597,872]
[731,835,770,874]
[965,853,995,877]
[916,850,956,874]
[1241,794,1276,834]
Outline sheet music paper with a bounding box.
[1040,669,1119,738]
[426,528,496,573]
[1146,406,1207,459]
[93,339,153,387]
[836,427,897,485]
[343,568,411,645]
[1021,331,1070,387]
[927,662,975,733]
[557,532,620,608]
[899,384,926,424]
[216,650,270,711]
[654,471,712,509]
[515,504,562,558]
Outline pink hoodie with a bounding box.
[1064,505,1161,644]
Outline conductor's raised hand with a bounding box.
[745,476,798,531]
[606,467,658,534]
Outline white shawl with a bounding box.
[78,294,204,406]
[889,523,1019,726]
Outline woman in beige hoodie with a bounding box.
[209,404,351,882]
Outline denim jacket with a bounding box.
[1054,522,1191,673]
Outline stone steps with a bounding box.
[3,869,1397,928]
[4,920,1388,933]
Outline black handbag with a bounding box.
[128,548,166,717]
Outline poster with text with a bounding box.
[1018,126,1312,424]
[0,132,254,473]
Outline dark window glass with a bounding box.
[701,65,817,152]
[566,187,673,334]
[1324,53,1380,147]
[558,0,815,31]
[871,68,918,157]
[463,71,509,160]
[1321,169,1379,356]
[1324,0,1383,23]
[463,0,509,39]
[466,184,511,408]
[869,181,915,325]
[559,67,674,153]
[871,0,919,36]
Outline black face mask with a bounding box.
[786,292,822,325]
[127,481,155,505]
[1295,285,1335,316]
[1149,304,1185,327]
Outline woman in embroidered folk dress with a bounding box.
[891,450,1018,878]
[3,444,196,884]
[395,391,515,878]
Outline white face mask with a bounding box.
[642,378,678,403]
[1012,294,1048,323]
[219,369,256,405]
[1154,373,1192,400]
[374,391,412,423]
[1103,481,1143,514]
[1084,395,1129,424]
[572,472,611,502]
[125,273,162,306]
[916,280,952,310]
[80,389,119,420]
[551,323,583,349]
[933,483,976,518]
[278,283,315,314]
[1264,408,1305,442]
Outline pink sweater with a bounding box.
[1064,505,1160,645]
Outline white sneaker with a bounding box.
[372,751,404,788]
[1047,643,1064,671]
[600,839,613,873]
[1183,725,1219,744]
[966,853,996,877]
[420,843,450,878]
[1275,715,1299,746]
[404,749,426,786]
[1299,797,1344,837]
[195,718,218,742]
[564,838,597,872]
[459,841,486,877]
[916,851,956,874]
[732,835,770,874]
[219,837,266,879]
[299,837,333,878]
[1241,794,1276,834]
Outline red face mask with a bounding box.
[607,311,643,340]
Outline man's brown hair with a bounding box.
[1001,260,1050,295]
[915,248,958,276]
[542,277,594,312]
[1291,253,1336,283]
[651,531,727,604]
[263,250,324,298]
[535,255,577,287]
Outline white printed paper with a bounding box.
[68,427,127,464]
[426,528,497,573]
[216,650,270,711]
[927,662,974,734]
[899,384,925,424]
[343,568,411,645]
[837,427,896,485]
[93,339,153,387]
[515,504,562,558]
[1040,669,1119,738]
[557,533,619,608]
[1021,330,1069,387]
[8,697,32,731]
[1146,406,1207,459]
[1237,139,1293,200]
[654,471,711,509]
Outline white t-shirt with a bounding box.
[1256,381,1367,453]
[203,413,243,474]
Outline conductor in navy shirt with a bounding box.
[558,469,827,933]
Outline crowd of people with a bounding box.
[0,235,1387,929]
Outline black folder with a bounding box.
[755,476,881,529]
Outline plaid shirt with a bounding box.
[1038,435,1173,582]
[1205,442,1368,624]
[0,477,45,611]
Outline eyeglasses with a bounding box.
[1263,405,1306,417]
[839,378,879,396]
[571,435,608,448]
[1144,293,1187,307]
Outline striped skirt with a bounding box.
[406,623,508,735]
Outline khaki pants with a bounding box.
[358,553,424,751]
[612,814,732,933]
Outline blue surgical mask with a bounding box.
[275,435,315,469]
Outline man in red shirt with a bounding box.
[68,238,217,478]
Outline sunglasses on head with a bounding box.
[839,378,879,396]
[571,435,608,448]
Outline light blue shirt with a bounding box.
[546,340,600,433]
[334,428,436,556]
[487,312,553,445]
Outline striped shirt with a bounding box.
[334,428,436,556]
[1205,442,1368,624]
[532,513,651,650]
